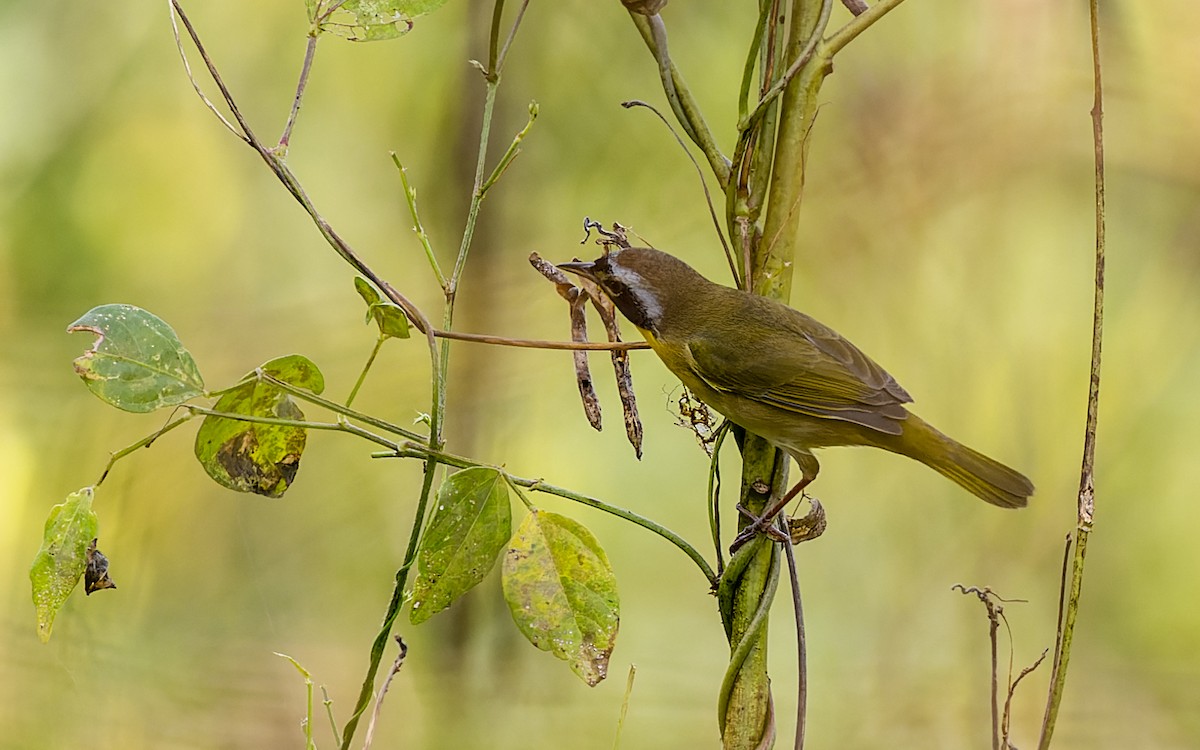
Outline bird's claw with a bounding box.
[729,505,788,554]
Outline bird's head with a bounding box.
[558,246,705,335]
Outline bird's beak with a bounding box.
[556,260,597,281]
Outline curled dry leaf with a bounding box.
[84,538,117,595]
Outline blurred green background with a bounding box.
[3,1,1198,748]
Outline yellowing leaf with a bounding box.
[30,488,100,642]
[502,510,619,686]
[194,355,324,497]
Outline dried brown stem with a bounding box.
[577,276,644,458]
[529,252,602,429]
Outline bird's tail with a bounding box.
[893,414,1033,509]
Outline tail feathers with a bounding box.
[900,416,1034,508]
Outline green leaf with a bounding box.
[30,488,100,643]
[68,304,205,412]
[354,277,410,339]
[194,355,324,497]
[502,510,620,686]
[410,468,511,625]
[312,0,448,42]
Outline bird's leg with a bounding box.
[730,475,813,553]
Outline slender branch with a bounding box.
[432,328,649,351]
[824,0,909,56]
[186,406,403,453]
[494,0,531,78]
[258,372,427,442]
[341,453,437,749]
[278,34,319,151]
[480,101,538,197]
[645,14,699,145]
[392,154,447,290]
[362,637,408,750]
[627,13,731,186]
[169,0,443,395]
[1038,1,1105,745]
[95,413,194,486]
[707,423,732,577]
[621,99,737,287]
[379,445,717,584]
[739,0,832,131]
[168,0,244,141]
[780,521,807,750]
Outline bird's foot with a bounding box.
[729,505,789,554]
[729,495,825,554]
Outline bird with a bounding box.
[558,245,1033,545]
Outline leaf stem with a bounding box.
[258,372,427,442]
[381,445,716,585]
[346,336,385,409]
[95,413,194,486]
[278,34,319,152]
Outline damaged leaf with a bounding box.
[309,0,447,42]
[30,488,99,642]
[501,510,619,686]
[68,304,204,412]
[410,467,511,625]
[194,355,324,497]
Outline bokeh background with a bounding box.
[3,1,1198,748]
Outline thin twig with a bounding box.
[362,637,408,750]
[952,584,1003,750]
[621,100,738,287]
[1038,1,1105,744]
[494,0,531,75]
[96,412,194,486]
[780,518,807,750]
[278,34,319,151]
[824,0,910,56]
[627,12,731,186]
[433,327,649,351]
[740,0,833,131]
[168,0,244,141]
[1003,648,1049,747]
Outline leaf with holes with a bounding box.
[410,467,511,625]
[194,355,324,497]
[30,488,100,642]
[68,304,205,412]
[312,0,448,42]
[502,510,619,686]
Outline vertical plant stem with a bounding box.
[1038,1,1105,747]
[780,527,807,750]
[344,1,525,743]
[718,1,830,746]
[340,459,438,749]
